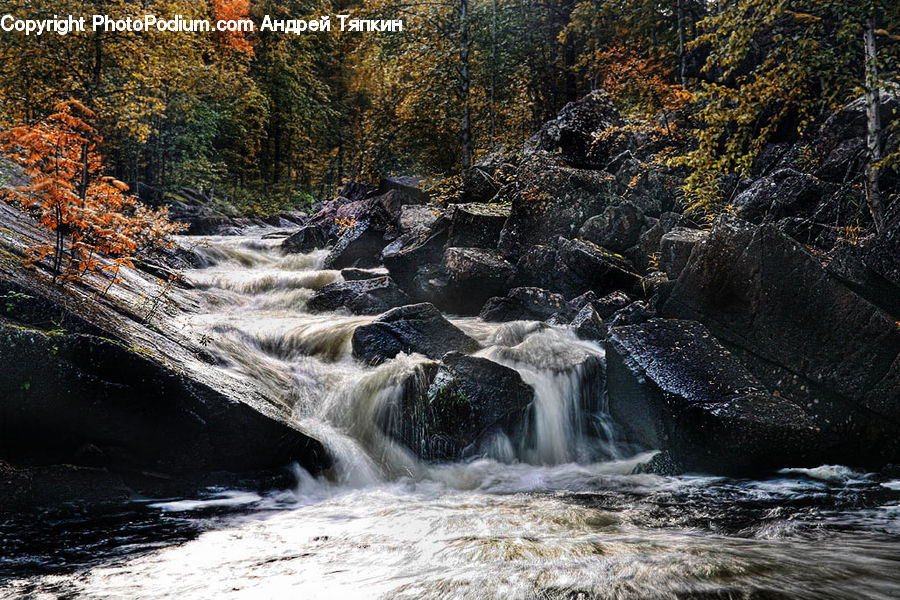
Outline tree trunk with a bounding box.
[459,0,472,170]
[677,0,687,87]
[863,16,885,233]
[489,0,497,148]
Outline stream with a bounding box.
[2,232,899,599]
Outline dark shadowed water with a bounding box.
[3,234,898,599]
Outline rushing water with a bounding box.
[2,232,899,599]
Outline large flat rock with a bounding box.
[660,214,900,464]
[606,319,825,475]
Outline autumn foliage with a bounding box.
[212,0,254,56]
[1,100,184,286]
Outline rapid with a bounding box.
[2,232,899,600]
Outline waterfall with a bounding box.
[183,234,630,486]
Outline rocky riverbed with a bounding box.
[1,91,898,598]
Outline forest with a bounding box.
[2,1,900,598]
[1,0,896,224]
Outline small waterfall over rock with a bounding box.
[183,234,631,484]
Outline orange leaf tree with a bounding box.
[1,99,184,286]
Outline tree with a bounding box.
[863,15,885,232]
[1,100,182,285]
[674,0,900,222]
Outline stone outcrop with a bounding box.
[606,319,826,475]
[351,303,479,365]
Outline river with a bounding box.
[2,233,899,599]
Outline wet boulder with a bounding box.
[621,167,685,217]
[571,290,631,319]
[282,224,328,254]
[321,195,400,268]
[497,157,618,256]
[460,166,500,204]
[606,319,825,475]
[389,352,534,461]
[732,168,837,223]
[306,276,410,315]
[661,215,900,465]
[351,303,480,365]
[479,287,574,323]
[440,248,517,314]
[863,202,900,306]
[447,203,510,248]
[569,304,607,341]
[517,237,639,299]
[322,219,388,269]
[382,219,451,297]
[659,227,708,279]
[0,324,329,479]
[525,90,622,168]
[372,189,425,225]
[340,268,386,281]
[814,93,900,184]
[578,203,646,252]
[825,204,900,318]
[608,301,654,328]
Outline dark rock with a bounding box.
[608,301,654,328]
[338,180,376,203]
[387,352,534,461]
[340,268,386,281]
[570,305,607,341]
[634,271,669,299]
[660,227,708,279]
[306,276,410,315]
[373,189,424,224]
[440,248,517,314]
[661,215,900,465]
[460,166,500,203]
[732,168,837,223]
[498,157,617,256]
[825,208,900,319]
[636,211,685,270]
[281,224,328,254]
[864,203,900,302]
[631,450,683,476]
[622,166,685,217]
[606,319,825,475]
[320,194,410,268]
[775,217,841,251]
[351,303,480,365]
[814,93,900,184]
[479,287,574,323]
[516,237,639,299]
[378,176,429,204]
[263,212,307,228]
[555,237,639,293]
[447,203,510,248]
[570,290,631,319]
[578,203,645,252]
[322,218,388,269]
[399,205,443,234]
[569,290,600,312]
[0,324,329,477]
[382,219,451,297]
[167,201,235,236]
[525,91,622,168]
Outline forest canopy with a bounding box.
[0,0,897,224]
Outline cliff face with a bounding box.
[0,198,329,510]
